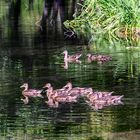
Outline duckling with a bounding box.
[20,83,44,98]
[62,50,82,61]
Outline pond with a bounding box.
[0,0,140,140]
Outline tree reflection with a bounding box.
[0,1,140,140]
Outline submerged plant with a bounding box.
[64,0,140,41]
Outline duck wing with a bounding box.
[23,89,43,98]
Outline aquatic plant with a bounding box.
[64,0,140,40]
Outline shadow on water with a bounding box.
[0,0,140,140]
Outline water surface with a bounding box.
[0,0,140,140]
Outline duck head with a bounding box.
[62,50,68,55]
[64,82,72,90]
[20,83,28,91]
[87,53,91,58]
[43,83,51,89]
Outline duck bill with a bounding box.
[20,85,24,88]
[43,86,49,90]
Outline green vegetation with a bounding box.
[0,1,140,139]
[64,0,140,41]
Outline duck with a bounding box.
[62,50,82,61]
[87,54,112,63]
[43,83,71,99]
[51,84,76,101]
[20,83,44,98]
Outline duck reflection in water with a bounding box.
[63,59,81,69]
[21,96,29,104]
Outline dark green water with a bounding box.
[0,0,140,140]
